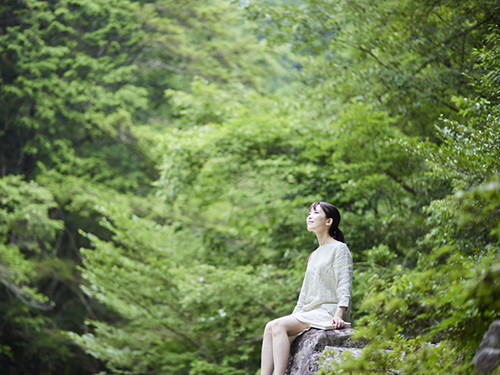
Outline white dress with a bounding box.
[291,241,353,323]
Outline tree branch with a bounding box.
[0,278,54,310]
[148,59,184,74]
[385,171,417,195]
[356,45,392,70]
[441,17,492,47]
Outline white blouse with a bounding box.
[292,241,353,323]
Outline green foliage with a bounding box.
[0,174,61,308]
[156,78,434,274]
[77,21,499,374]
[0,175,80,374]
[318,29,500,374]
[1,0,160,372]
[0,0,154,190]
[246,0,500,136]
[135,0,298,120]
[1,0,499,373]
[69,205,302,374]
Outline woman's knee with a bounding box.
[264,319,276,336]
[264,316,294,336]
[270,318,288,336]
[272,316,308,337]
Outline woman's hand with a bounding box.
[332,306,347,329]
[331,316,346,329]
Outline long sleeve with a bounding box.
[292,290,305,314]
[292,261,309,314]
[334,244,353,308]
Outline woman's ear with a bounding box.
[326,218,333,226]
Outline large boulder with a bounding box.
[285,328,368,375]
[474,320,500,374]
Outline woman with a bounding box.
[260,201,353,375]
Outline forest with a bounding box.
[0,0,499,374]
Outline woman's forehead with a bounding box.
[309,202,323,212]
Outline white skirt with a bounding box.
[288,309,334,344]
[291,309,333,324]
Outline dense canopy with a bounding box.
[0,0,499,374]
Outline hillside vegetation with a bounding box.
[0,0,499,374]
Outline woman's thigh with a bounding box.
[274,315,309,336]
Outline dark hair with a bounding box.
[309,201,345,243]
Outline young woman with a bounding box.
[260,201,353,375]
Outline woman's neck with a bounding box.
[315,231,336,247]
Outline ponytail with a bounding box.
[331,226,345,243]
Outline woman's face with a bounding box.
[306,204,332,233]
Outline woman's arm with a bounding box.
[293,252,315,314]
[332,244,353,328]
[292,286,306,314]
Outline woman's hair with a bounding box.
[309,201,345,243]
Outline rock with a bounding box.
[474,348,500,374]
[285,328,368,375]
[474,320,500,374]
[316,346,364,371]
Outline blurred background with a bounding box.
[0,0,499,373]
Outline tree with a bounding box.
[318,28,500,375]
[0,0,154,189]
[0,175,74,374]
[0,0,154,372]
[70,204,303,375]
[246,0,500,136]
[0,0,300,373]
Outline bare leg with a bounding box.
[261,316,309,375]
[261,321,275,375]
